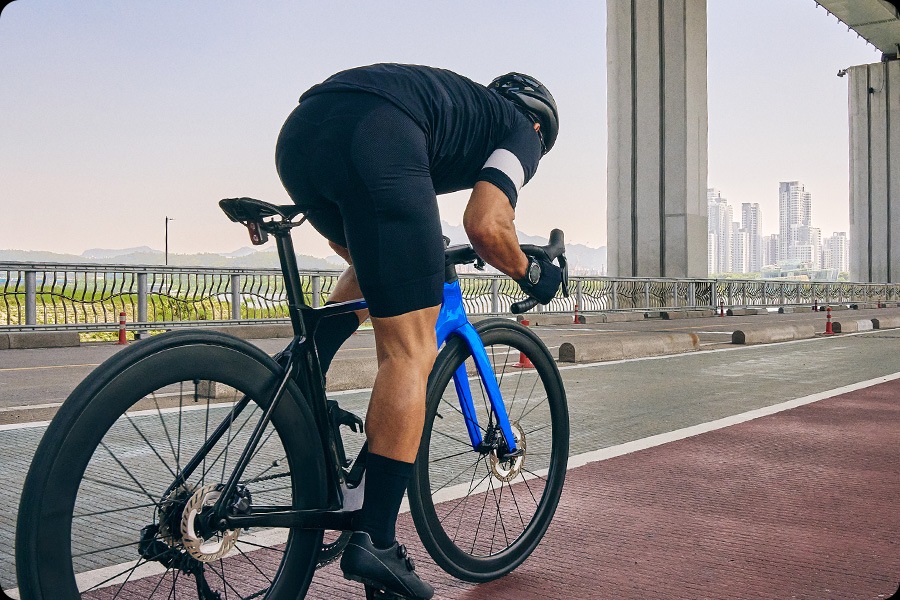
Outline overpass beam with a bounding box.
[849,60,900,283]
[607,0,709,278]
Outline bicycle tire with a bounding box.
[410,318,569,582]
[15,330,327,600]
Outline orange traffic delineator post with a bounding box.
[573,303,580,324]
[823,306,834,335]
[117,311,128,345]
[719,300,725,317]
[514,319,534,368]
[813,299,818,312]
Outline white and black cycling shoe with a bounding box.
[340,531,435,600]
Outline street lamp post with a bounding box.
[165,216,174,266]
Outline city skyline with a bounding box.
[708,180,850,278]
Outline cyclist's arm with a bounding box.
[463,180,528,279]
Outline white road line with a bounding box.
[565,371,900,470]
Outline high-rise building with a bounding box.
[731,222,750,273]
[779,181,821,268]
[823,232,850,274]
[707,188,732,274]
[741,203,763,272]
[762,234,779,267]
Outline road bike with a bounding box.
[15,197,570,599]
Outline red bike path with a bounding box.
[308,377,900,599]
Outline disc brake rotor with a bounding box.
[489,420,526,482]
[180,483,240,562]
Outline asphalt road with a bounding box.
[1,327,899,593]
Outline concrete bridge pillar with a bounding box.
[607,0,709,278]
[848,60,900,283]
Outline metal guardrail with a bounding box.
[2,262,899,332]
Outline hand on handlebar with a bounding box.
[516,256,563,305]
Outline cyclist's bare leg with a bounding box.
[367,306,440,462]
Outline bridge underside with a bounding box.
[812,0,900,57]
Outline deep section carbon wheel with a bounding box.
[410,318,569,582]
[15,330,326,600]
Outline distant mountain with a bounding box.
[82,246,161,259]
[0,223,604,274]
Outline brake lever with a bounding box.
[558,255,570,297]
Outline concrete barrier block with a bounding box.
[832,319,874,334]
[777,307,794,314]
[689,309,716,318]
[523,314,579,326]
[602,312,644,323]
[732,324,816,345]
[727,308,757,316]
[873,316,900,329]
[661,311,688,320]
[0,334,9,351]
[829,304,850,311]
[7,331,81,349]
[558,332,699,363]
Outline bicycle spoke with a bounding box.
[124,412,177,479]
[234,539,275,585]
[110,557,146,600]
[74,501,157,518]
[153,393,180,473]
[431,454,486,497]
[98,442,159,504]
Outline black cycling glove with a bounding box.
[516,256,562,305]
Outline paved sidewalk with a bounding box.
[305,377,900,599]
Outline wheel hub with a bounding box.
[489,421,526,482]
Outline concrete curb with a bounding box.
[558,332,699,363]
[726,308,762,316]
[5,331,80,349]
[661,309,716,319]
[832,319,874,334]
[732,324,816,345]
[778,306,813,314]
[519,314,578,326]
[873,316,900,329]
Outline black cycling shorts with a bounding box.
[275,92,444,318]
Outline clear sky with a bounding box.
[0,1,882,258]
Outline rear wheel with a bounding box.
[410,319,569,582]
[15,330,327,600]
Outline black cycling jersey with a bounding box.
[300,63,542,207]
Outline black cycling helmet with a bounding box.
[488,72,559,154]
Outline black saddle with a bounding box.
[219,197,306,245]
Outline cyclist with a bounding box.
[275,63,561,599]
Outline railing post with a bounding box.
[779,282,785,307]
[311,275,321,309]
[644,280,650,310]
[25,270,36,326]
[689,281,696,308]
[137,272,148,324]
[491,278,500,314]
[612,280,619,310]
[231,274,241,319]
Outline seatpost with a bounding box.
[272,224,308,338]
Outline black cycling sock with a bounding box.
[313,308,360,375]
[358,452,414,549]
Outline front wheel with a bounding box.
[15,330,327,600]
[410,318,569,582]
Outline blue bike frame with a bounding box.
[434,281,518,453]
